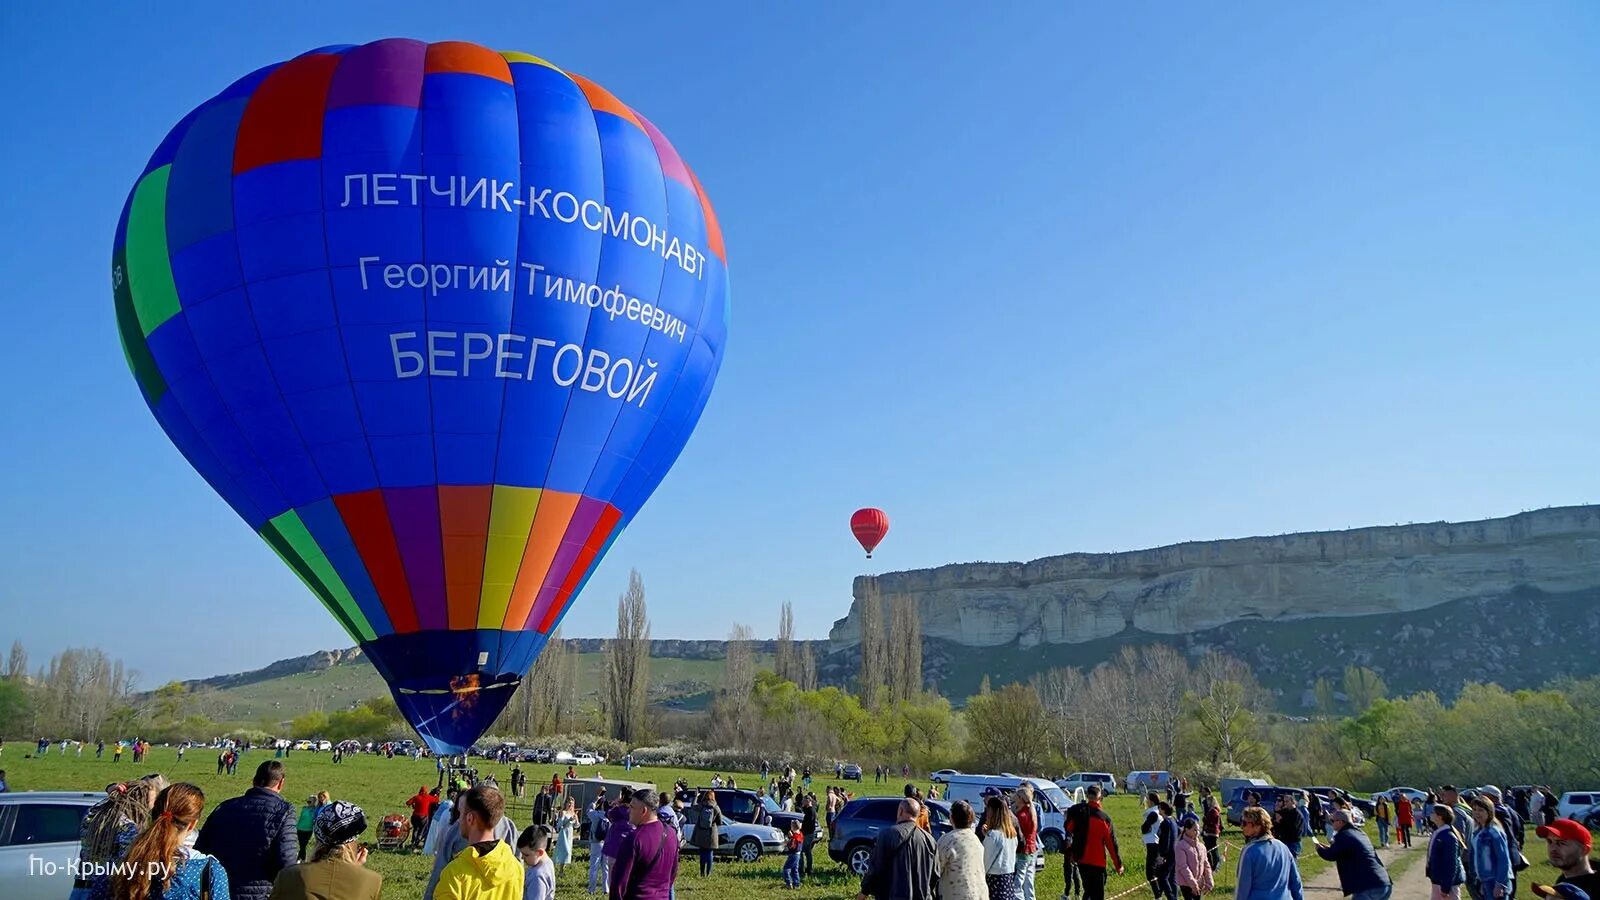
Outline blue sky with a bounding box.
[1,2,1596,686]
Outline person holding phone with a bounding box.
[268,801,382,900]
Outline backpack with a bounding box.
[594,814,610,841]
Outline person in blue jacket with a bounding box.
[1313,808,1391,900]
[1470,798,1513,900]
[1425,805,1467,898]
[1236,806,1305,900]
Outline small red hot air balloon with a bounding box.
[851,508,890,558]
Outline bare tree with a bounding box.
[775,602,796,683]
[796,642,818,691]
[6,640,26,680]
[711,623,756,747]
[857,580,887,709]
[1140,645,1190,769]
[604,570,651,743]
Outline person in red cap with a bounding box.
[1531,818,1599,900]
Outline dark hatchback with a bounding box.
[827,797,952,876]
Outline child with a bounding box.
[518,825,556,900]
[782,819,804,888]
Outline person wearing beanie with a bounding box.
[268,800,382,900]
[1532,818,1599,900]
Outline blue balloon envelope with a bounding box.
[112,40,729,752]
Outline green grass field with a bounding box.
[8,748,1572,898]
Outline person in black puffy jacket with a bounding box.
[195,760,298,900]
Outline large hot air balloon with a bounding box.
[850,508,889,558]
[112,40,728,754]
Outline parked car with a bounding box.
[1226,786,1308,826]
[1556,791,1600,820]
[0,791,104,900]
[1125,771,1174,793]
[1057,772,1117,796]
[1575,801,1600,831]
[572,753,598,766]
[680,815,784,863]
[840,763,862,782]
[315,740,332,752]
[1377,787,1427,808]
[930,769,961,783]
[1305,786,1375,817]
[828,796,953,875]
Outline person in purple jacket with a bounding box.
[602,787,638,882]
[609,788,679,900]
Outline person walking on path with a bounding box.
[1235,805,1305,900]
[1064,785,1123,900]
[1175,816,1215,900]
[195,761,297,900]
[1427,805,1468,900]
[935,800,986,900]
[268,801,383,900]
[608,789,678,900]
[1397,793,1416,850]
[1470,798,1513,900]
[432,786,523,900]
[982,795,1020,900]
[1374,795,1392,850]
[1313,807,1392,900]
[857,798,939,900]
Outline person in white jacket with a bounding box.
[936,800,987,900]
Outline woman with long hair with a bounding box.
[936,800,986,900]
[269,801,381,900]
[73,776,168,900]
[1426,805,1467,900]
[106,783,228,900]
[551,797,577,876]
[981,795,1020,900]
[689,790,723,877]
[1470,798,1512,900]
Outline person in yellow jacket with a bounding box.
[435,785,524,900]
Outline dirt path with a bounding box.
[1302,844,1430,896]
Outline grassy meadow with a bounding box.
[6,747,1572,898]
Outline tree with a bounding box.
[710,623,756,747]
[961,682,1054,774]
[6,640,26,681]
[1342,666,1387,715]
[775,602,796,683]
[604,570,651,744]
[1315,677,1339,717]
[0,678,31,736]
[857,580,887,709]
[1183,652,1267,769]
[795,642,818,692]
[886,593,923,704]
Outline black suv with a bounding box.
[1226,786,1308,826]
[675,788,819,840]
[827,797,951,876]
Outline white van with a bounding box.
[939,774,1073,853]
[1125,771,1174,793]
[1057,772,1117,796]
[1557,791,1599,820]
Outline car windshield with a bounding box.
[761,796,781,814]
[1042,786,1071,811]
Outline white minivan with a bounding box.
[1557,791,1600,820]
[939,774,1073,853]
[1057,772,1117,796]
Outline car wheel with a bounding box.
[736,837,761,863]
[849,844,873,876]
[1041,831,1063,854]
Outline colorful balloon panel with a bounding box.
[113,40,729,753]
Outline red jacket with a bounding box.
[1066,801,1122,870]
